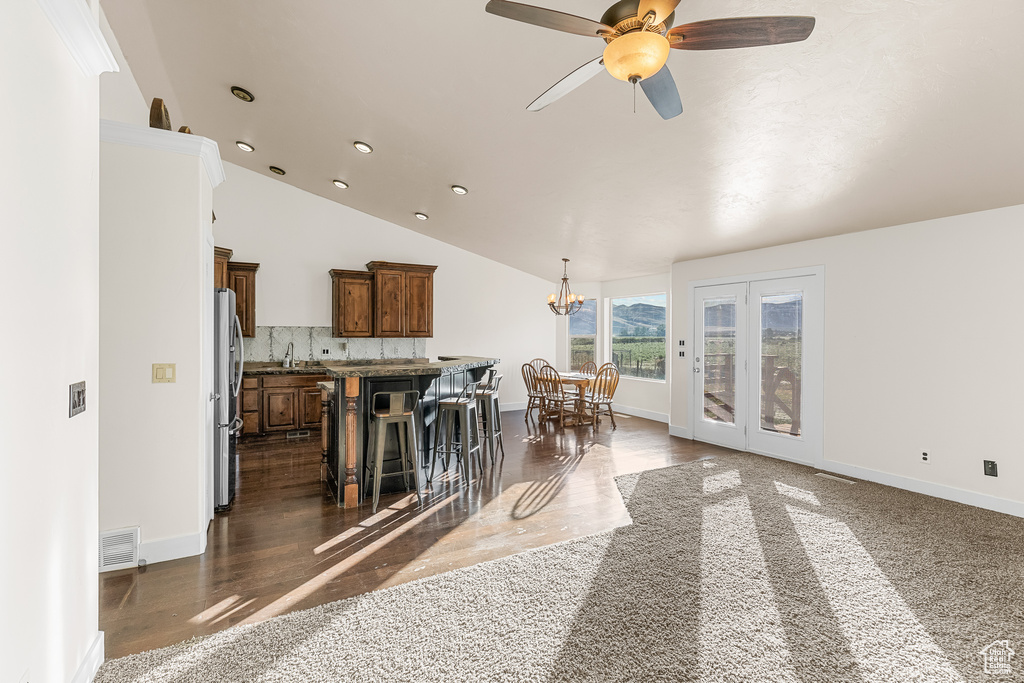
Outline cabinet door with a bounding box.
[227,262,259,337]
[331,272,374,338]
[300,387,323,428]
[404,270,433,337]
[214,247,232,289]
[375,269,406,337]
[263,388,298,432]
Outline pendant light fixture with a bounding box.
[547,258,584,316]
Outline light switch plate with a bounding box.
[69,381,86,417]
[152,363,176,383]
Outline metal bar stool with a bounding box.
[476,372,505,461]
[429,381,482,483]
[366,390,422,513]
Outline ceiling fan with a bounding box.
[485,0,815,119]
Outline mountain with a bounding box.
[612,302,666,336]
[568,300,597,335]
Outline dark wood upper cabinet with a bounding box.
[330,261,436,338]
[329,270,374,338]
[214,246,232,289]
[367,261,437,338]
[227,261,259,337]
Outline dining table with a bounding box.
[557,372,593,425]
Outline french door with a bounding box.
[692,272,823,465]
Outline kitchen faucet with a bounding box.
[283,341,294,368]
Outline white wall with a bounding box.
[99,136,216,563]
[671,204,1024,510]
[0,1,105,681]
[555,274,672,421]
[212,162,556,407]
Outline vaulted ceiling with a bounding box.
[103,0,1024,282]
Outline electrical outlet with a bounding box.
[321,348,330,356]
[984,460,998,477]
[921,451,930,464]
[69,381,86,417]
[152,363,176,383]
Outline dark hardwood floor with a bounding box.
[99,410,734,659]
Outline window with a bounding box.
[569,299,597,371]
[610,294,667,380]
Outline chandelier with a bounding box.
[547,258,584,316]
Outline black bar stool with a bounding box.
[366,390,422,513]
[476,372,505,461]
[429,381,482,483]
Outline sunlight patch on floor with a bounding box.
[700,495,799,681]
[774,481,821,506]
[241,492,462,626]
[188,595,241,624]
[787,504,965,682]
[703,469,742,495]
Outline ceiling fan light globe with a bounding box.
[603,31,670,81]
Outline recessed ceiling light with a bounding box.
[353,141,373,154]
[451,185,468,195]
[333,179,349,189]
[230,86,254,103]
[269,166,286,175]
[236,141,255,152]
[414,212,429,221]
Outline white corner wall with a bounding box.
[212,162,556,407]
[671,204,1024,511]
[0,1,105,681]
[99,137,215,563]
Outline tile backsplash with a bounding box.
[244,326,425,363]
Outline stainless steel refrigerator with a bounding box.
[214,288,244,511]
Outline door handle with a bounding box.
[694,368,700,373]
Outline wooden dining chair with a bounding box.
[537,365,578,428]
[521,362,544,422]
[582,363,620,429]
[528,358,549,373]
[579,361,598,376]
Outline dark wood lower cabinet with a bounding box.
[241,373,330,437]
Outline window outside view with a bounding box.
[569,299,597,371]
[760,293,803,436]
[611,294,667,380]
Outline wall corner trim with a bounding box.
[822,460,1024,519]
[36,0,117,76]
[100,119,227,188]
[71,631,105,683]
[613,405,669,424]
[139,532,205,566]
[668,424,691,439]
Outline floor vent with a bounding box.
[816,472,856,484]
[287,429,311,439]
[99,526,139,572]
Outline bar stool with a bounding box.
[429,381,482,483]
[476,372,505,461]
[366,390,422,513]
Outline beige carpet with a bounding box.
[96,453,1024,682]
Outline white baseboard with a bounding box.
[822,460,1024,519]
[140,532,205,565]
[668,424,691,439]
[72,631,104,683]
[500,401,527,412]
[612,404,669,424]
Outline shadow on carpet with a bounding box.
[97,453,1024,682]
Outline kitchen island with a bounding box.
[322,356,500,507]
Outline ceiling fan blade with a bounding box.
[637,0,681,26]
[527,56,605,112]
[639,65,682,120]
[485,0,614,38]
[668,16,815,51]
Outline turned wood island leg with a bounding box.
[343,376,360,507]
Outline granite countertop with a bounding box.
[244,356,499,378]
[323,356,499,379]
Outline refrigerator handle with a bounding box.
[232,314,244,397]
